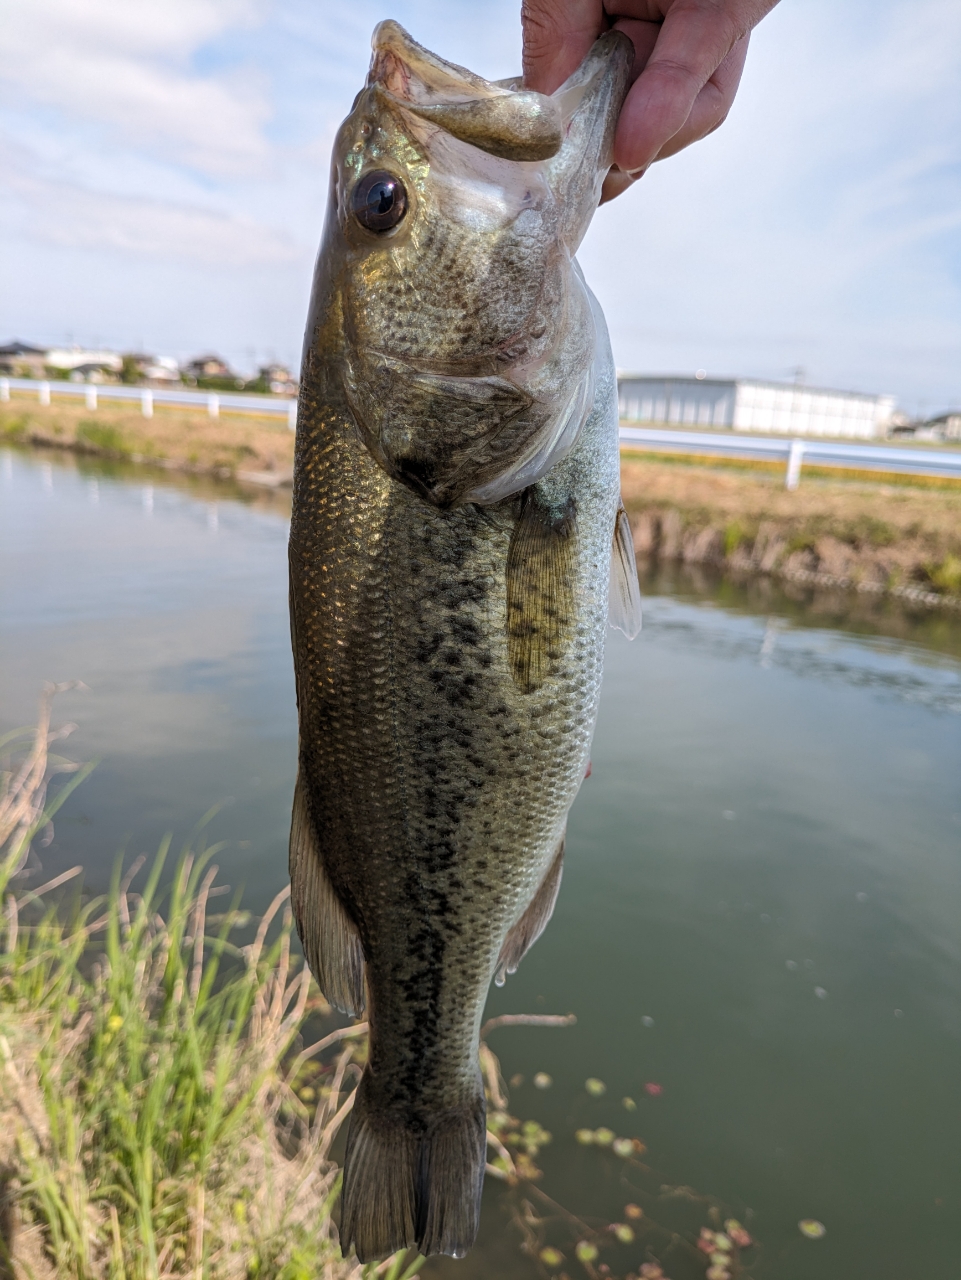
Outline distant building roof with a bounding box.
[0,340,47,356]
[617,373,889,402]
[617,373,896,440]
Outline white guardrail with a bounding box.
[619,425,961,489]
[0,375,298,429]
[3,378,960,488]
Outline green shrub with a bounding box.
[925,553,961,595]
[785,531,817,554]
[76,419,132,457]
[723,521,747,557]
[841,515,897,548]
[0,412,30,441]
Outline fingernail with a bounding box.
[625,167,647,180]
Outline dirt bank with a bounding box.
[4,397,959,605]
[620,453,961,606]
[0,393,295,483]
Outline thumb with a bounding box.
[522,0,606,94]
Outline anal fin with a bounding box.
[609,503,642,638]
[495,835,565,986]
[289,771,366,1016]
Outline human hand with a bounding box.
[522,0,781,200]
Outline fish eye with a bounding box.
[351,170,408,233]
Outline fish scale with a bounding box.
[289,19,639,1263]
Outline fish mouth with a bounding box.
[368,20,564,163]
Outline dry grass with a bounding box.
[620,453,961,550]
[620,453,961,600]
[0,395,294,481]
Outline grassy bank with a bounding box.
[5,397,960,607]
[621,454,961,605]
[0,396,294,484]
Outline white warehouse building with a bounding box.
[617,375,896,440]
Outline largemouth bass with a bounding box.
[289,20,641,1263]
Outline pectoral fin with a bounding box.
[289,772,367,1016]
[506,488,577,693]
[609,504,642,639]
[495,835,565,986]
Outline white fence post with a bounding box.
[287,399,297,431]
[141,389,154,418]
[85,385,98,410]
[785,439,805,490]
[39,381,51,406]
[0,378,9,402]
[207,393,219,418]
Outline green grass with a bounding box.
[75,420,132,457]
[926,553,961,594]
[723,520,751,556]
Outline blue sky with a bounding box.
[1,0,959,414]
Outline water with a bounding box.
[3,447,960,1278]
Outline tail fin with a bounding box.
[340,1071,486,1262]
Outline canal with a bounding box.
[2,445,959,1278]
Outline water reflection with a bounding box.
[637,589,961,715]
[2,446,960,1280]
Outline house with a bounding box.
[119,353,181,384]
[182,355,234,381]
[0,341,48,379]
[45,347,123,379]
[260,363,298,395]
[889,412,961,442]
[617,373,896,440]
[924,413,961,442]
[141,356,181,384]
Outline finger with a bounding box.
[608,16,662,82]
[610,1,774,172]
[642,34,750,163]
[522,0,606,94]
[600,165,645,203]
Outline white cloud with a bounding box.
[6,169,300,266]
[0,0,958,410]
[580,0,961,409]
[0,0,271,176]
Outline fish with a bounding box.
[288,19,641,1264]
